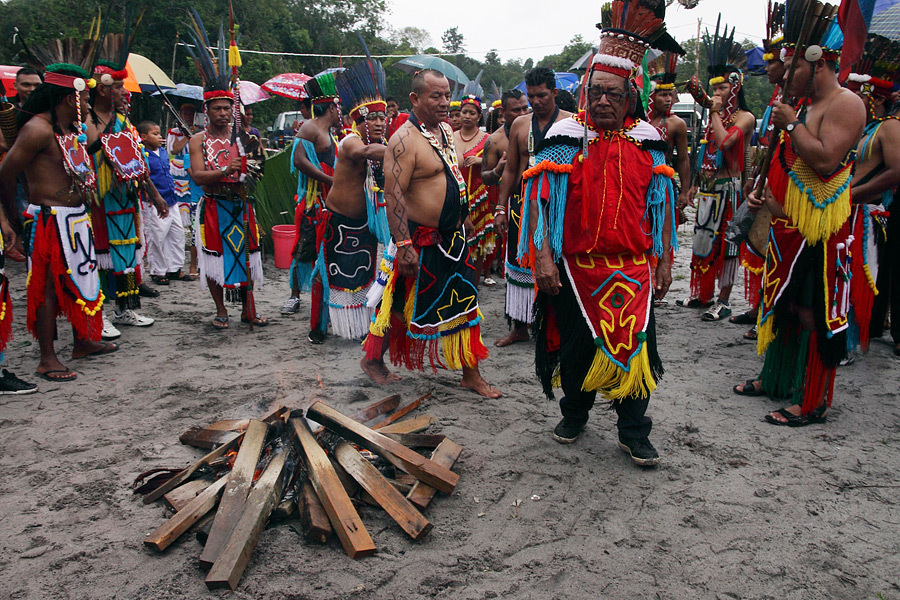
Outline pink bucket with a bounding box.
[271,224,295,270]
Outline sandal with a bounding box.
[138,283,160,298]
[240,314,269,327]
[150,275,170,285]
[35,368,77,382]
[743,326,758,340]
[675,298,713,308]
[212,315,229,330]
[702,301,733,321]
[733,379,765,397]
[167,270,196,282]
[764,404,828,427]
[729,310,757,325]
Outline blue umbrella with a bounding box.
[151,83,203,101]
[394,55,470,85]
[871,1,900,38]
[745,47,767,75]
[514,72,581,95]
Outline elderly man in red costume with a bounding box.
[519,0,679,467]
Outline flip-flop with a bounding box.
[240,314,269,327]
[733,379,765,396]
[36,369,77,382]
[75,341,119,359]
[167,271,196,282]
[212,315,229,330]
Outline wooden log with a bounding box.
[349,394,401,424]
[371,391,431,429]
[179,427,241,450]
[383,433,445,449]
[289,418,375,558]
[163,478,213,512]
[143,433,245,504]
[144,476,228,551]
[308,402,458,494]
[205,451,288,591]
[334,442,431,539]
[199,419,268,568]
[297,480,331,543]
[375,415,435,435]
[204,419,250,431]
[407,439,464,510]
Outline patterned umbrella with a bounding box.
[871,1,900,39]
[262,73,312,100]
[239,81,271,105]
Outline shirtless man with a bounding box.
[361,69,500,398]
[0,67,113,381]
[190,95,266,329]
[844,40,900,355]
[648,87,691,211]
[283,88,341,316]
[309,59,389,344]
[735,36,865,424]
[680,49,756,322]
[495,68,570,346]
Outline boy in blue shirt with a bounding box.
[138,121,186,284]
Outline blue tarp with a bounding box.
[515,72,580,94]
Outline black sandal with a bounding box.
[733,379,765,396]
[764,404,828,427]
[729,310,757,325]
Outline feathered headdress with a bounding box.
[845,34,900,100]
[304,72,338,106]
[704,15,748,86]
[18,14,102,86]
[592,0,682,80]
[647,51,679,91]
[183,8,233,103]
[763,1,786,62]
[94,9,144,84]
[335,50,387,123]
[460,70,484,111]
[781,0,841,63]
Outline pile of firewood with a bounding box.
[135,393,462,591]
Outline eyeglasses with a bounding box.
[588,87,627,103]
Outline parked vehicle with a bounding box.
[268,111,306,149]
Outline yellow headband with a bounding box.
[655,83,675,90]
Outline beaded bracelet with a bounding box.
[396,239,413,248]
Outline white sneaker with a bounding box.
[112,309,155,327]
[281,296,301,314]
[102,316,121,340]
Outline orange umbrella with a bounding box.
[123,53,176,93]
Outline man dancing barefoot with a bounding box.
[361,69,500,398]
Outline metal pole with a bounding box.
[167,33,179,133]
[690,18,702,171]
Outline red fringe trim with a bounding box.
[365,313,489,373]
[800,329,835,415]
[740,244,765,307]
[0,282,12,354]
[848,217,875,351]
[27,214,103,342]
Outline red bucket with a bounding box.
[271,224,295,270]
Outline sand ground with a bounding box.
[1,224,899,600]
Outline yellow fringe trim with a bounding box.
[756,315,776,356]
[581,344,657,402]
[441,312,484,371]
[369,269,396,336]
[783,158,851,245]
[96,162,114,199]
[741,258,765,276]
[109,236,140,245]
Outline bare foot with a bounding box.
[461,368,501,398]
[494,327,530,347]
[766,404,801,424]
[36,356,71,376]
[360,357,402,384]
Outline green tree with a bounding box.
[537,35,592,72]
[442,27,465,54]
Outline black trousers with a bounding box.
[557,357,652,441]
[871,200,900,345]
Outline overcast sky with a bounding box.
[385,0,770,62]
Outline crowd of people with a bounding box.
[0,0,898,469]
